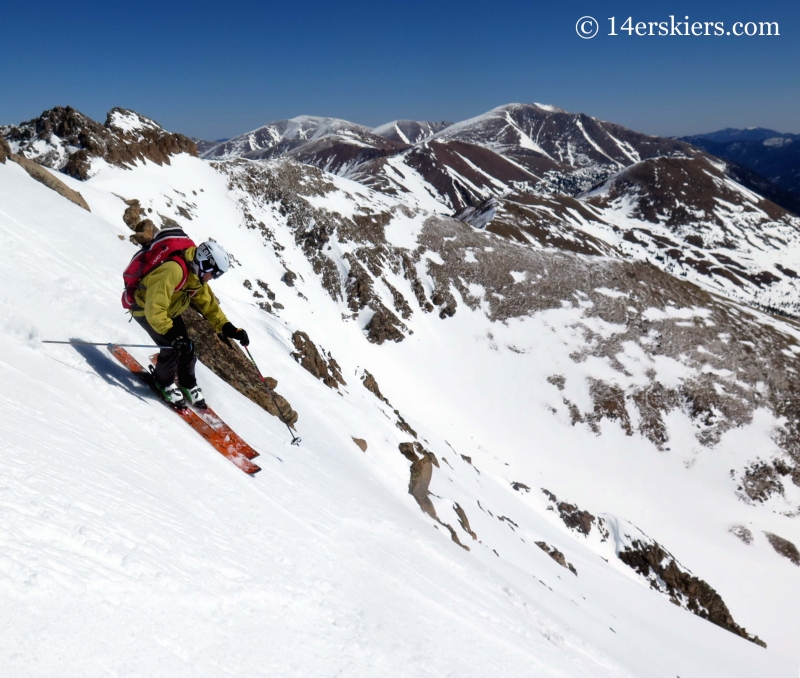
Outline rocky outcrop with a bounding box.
[542,490,599,537]
[617,539,765,647]
[351,437,368,452]
[361,370,417,438]
[764,533,800,566]
[290,331,345,389]
[1,106,197,180]
[729,525,753,544]
[8,154,90,211]
[541,489,765,646]
[400,442,468,551]
[408,452,436,519]
[535,542,577,575]
[122,198,158,244]
[0,137,10,163]
[181,307,297,426]
[362,370,390,405]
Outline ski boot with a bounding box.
[181,384,207,410]
[157,382,188,409]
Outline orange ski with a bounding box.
[108,345,260,475]
[149,353,259,460]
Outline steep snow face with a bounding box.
[2,148,800,676]
[202,116,378,160]
[372,119,452,144]
[105,107,164,136]
[430,103,685,178]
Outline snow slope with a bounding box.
[1,153,798,677]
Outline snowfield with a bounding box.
[1,152,799,677]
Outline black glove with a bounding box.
[163,326,194,355]
[221,322,249,346]
[172,336,194,355]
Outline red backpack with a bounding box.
[121,227,196,309]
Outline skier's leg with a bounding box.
[132,315,180,387]
[171,317,198,389]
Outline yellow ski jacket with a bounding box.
[131,246,229,335]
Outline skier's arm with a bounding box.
[191,284,229,332]
[142,262,184,335]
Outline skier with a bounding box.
[129,239,249,409]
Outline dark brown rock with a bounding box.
[181,307,298,426]
[0,137,10,163]
[351,437,368,452]
[618,538,766,646]
[765,532,800,565]
[290,330,345,388]
[362,369,391,405]
[365,309,405,344]
[535,542,577,575]
[454,503,477,540]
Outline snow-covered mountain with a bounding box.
[372,119,452,144]
[681,128,800,202]
[2,108,800,676]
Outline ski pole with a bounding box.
[43,340,170,348]
[242,344,301,446]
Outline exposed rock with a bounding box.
[282,270,297,286]
[739,460,791,503]
[362,369,391,405]
[351,437,368,452]
[764,532,800,565]
[394,410,417,438]
[542,489,764,646]
[408,453,436,518]
[439,521,470,550]
[365,308,405,344]
[454,503,477,540]
[535,541,577,575]
[511,482,530,492]
[399,441,438,467]
[0,137,10,163]
[542,489,598,537]
[1,106,197,180]
[729,525,753,545]
[618,539,765,646]
[130,219,158,245]
[123,199,144,229]
[181,307,297,425]
[8,154,90,211]
[290,330,345,389]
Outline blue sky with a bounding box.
[1,0,798,139]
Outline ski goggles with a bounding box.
[198,258,224,279]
